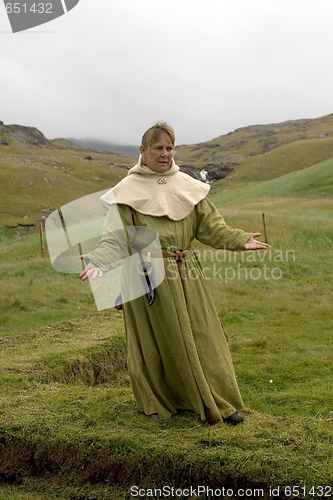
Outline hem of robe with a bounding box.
[137,405,244,423]
[130,368,244,423]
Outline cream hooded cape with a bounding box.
[101,156,210,221]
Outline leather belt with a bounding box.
[132,244,191,286]
[161,247,190,285]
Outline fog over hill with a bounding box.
[67,138,140,158]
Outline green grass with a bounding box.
[211,157,333,206]
[220,137,333,187]
[0,234,96,337]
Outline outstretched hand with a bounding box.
[244,233,269,250]
[79,255,104,281]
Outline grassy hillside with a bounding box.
[211,157,333,207]
[0,140,131,231]
[176,112,333,164]
[210,158,333,249]
[175,113,333,189]
[215,137,333,188]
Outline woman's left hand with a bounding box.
[244,233,269,250]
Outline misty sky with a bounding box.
[1,0,333,146]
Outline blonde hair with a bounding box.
[141,122,175,149]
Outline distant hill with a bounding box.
[0,120,56,148]
[176,113,333,165]
[67,138,139,158]
[0,121,132,232]
[2,113,332,188]
[68,114,333,187]
[175,113,333,189]
[1,113,333,233]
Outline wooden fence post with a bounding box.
[39,222,45,257]
[262,213,269,244]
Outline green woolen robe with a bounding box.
[88,197,252,423]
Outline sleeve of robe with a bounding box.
[195,198,252,250]
[84,204,134,272]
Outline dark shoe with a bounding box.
[224,411,244,425]
[149,413,160,422]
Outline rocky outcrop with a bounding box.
[203,163,234,182]
[0,121,54,148]
[178,164,202,180]
[178,163,234,184]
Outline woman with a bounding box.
[80,122,268,424]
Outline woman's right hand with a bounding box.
[79,255,104,281]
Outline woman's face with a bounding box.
[140,132,174,173]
